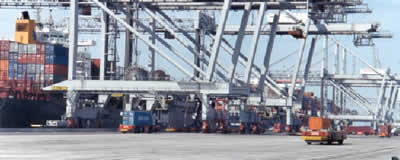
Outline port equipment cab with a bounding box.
[120,111,153,133]
[301,117,346,145]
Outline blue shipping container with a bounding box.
[54,45,68,57]
[45,44,54,54]
[45,55,54,64]
[22,64,27,72]
[27,73,35,80]
[8,71,14,79]
[17,64,24,74]
[17,73,24,80]
[122,111,153,126]
[45,44,68,57]
[53,74,67,83]
[45,55,68,65]
[9,59,17,65]
[54,56,68,65]
[8,52,18,61]
[9,61,17,69]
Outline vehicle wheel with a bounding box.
[338,140,344,145]
[121,131,127,134]
[306,141,312,145]
[327,141,332,145]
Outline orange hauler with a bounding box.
[379,124,392,138]
[215,98,228,133]
[301,117,346,145]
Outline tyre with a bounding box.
[306,141,312,145]
[338,140,344,145]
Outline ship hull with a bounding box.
[0,98,65,128]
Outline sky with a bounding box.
[360,0,400,71]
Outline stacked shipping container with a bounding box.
[0,41,10,80]
[44,44,68,83]
[0,40,68,85]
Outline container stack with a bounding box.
[0,40,9,80]
[0,40,68,85]
[44,44,68,83]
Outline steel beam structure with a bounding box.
[92,0,198,80]
[43,80,249,95]
[327,115,374,122]
[140,4,229,81]
[334,44,340,74]
[287,18,311,125]
[320,36,329,117]
[124,10,133,76]
[0,1,308,10]
[376,70,389,118]
[328,80,374,114]
[67,0,78,80]
[288,20,311,101]
[244,2,266,84]
[148,17,156,74]
[206,0,231,81]
[258,13,280,92]
[140,4,205,74]
[100,11,109,80]
[223,23,379,35]
[381,82,394,122]
[342,47,347,74]
[210,34,288,97]
[229,2,251,83]
[128,13,208,78]
[0,0,368,10]
[298,37,317,105]
[388,87,399,122]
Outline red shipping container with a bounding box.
[345,126,373,135]
[44,64,68,75]
[31,55,38,64]
[18,54,26,64]
[92,59,100,69]
[0,40,10,51]
[0,51,8,60]
[37,54,45,64]
[18,54,45,64]
[0,71,7,80]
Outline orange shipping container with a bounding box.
[304,92,314,98]
[308,117,331,131]
[0,60,8,71]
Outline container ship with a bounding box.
[0,11,72,127]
